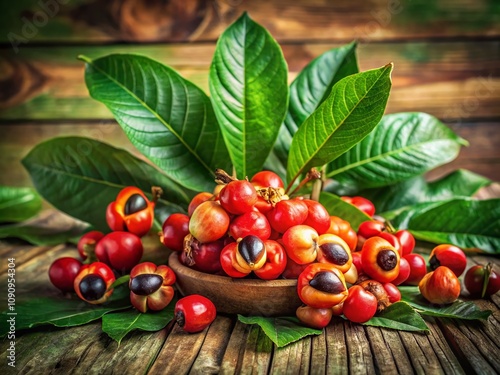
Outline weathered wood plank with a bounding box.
[345,322,376,374]
[1,0,499,45]
[219,319,250,374]
[1,41,499,120]
[365,327,414,375]
[269,334,311,374]
[148,323,207,374]
[325,321,349,374]
[190,315,234,374]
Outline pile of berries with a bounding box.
[48,186,216,333]
[48,168,500,332]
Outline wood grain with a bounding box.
[1,41,499,121]
[1,0,499,44]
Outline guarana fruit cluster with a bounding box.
[48,170,500,331]
[48,186,215,333]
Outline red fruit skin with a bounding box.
[377,232,402,257]
[428,244,467,277]
[95,231,143,273]
[464,264,500,298]
[267,199,308,233]
[281,256,309,279]
[77,231,104,260]
[341,196,375,217]
[343,285,378,323]
[189,201,230,243]
[302,199,331,234]
[326,216,358,251]
[419,266,461,304]
[162,213,190,252]
[282,225,319,265]
[383,283,401,303]
[254,240,287,280]
[188,192,214,217]
[392,257,411,286]
[229,210,271,241]
[219,180,257,215]
[174,295,217,333]
[351,252,363,275]
[251,171,284,188]
[49,257,83,292]
[394,230,415,256]
[357,220,385,239]
[181,239,224,274]
[403,253,427,286]
[296,305,332,329]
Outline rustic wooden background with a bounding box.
[0,0,499,189]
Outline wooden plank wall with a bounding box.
[1,0,499,189]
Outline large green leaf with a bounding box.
[209,12,288,179]
[363,302,428,332]
[319,192,372,231]
[0,186,42,223]
[238,315,322,348]
[81,54,231,192]
[391,198,500,253]
[272,42,359,169]
[400,286,492,320]
[327,112,467,188]
[0,210,88,246]
[22,137,189,232]
[102,302,175,344]
[362,169,491,215]
[286,64,393,189]
[0,287,131,335]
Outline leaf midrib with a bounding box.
[292,64,391,182]
[328,136,459,177]
[83,56,214,177]
[25,161,172,207]
[0,194,37,211]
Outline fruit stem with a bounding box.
[151,186,163,202]
[215,169,236,185]
[287,168,322,197]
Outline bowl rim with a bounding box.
[168,252,297,287]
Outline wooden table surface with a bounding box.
[0,185,499,374]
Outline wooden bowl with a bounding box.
[168,253,302,316]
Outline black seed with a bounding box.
[238,235,265,265]
[130,274,164,296]
[175,310,185,328]
[309,271,345,294]
[124,194,148,215]
[79,274,106,301]
[429,255,440,270]
[377,250,398,271]
[319,243,349,265]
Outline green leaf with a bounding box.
[319,192,372,231]
[391,198,500,253]
[400,286,492,320]
[0,186,42,223]
[237,315,322,348]
[22,137,188,232]
[0,287,131,335]
[209,12,288,179]
[81,53,231,192]
[286,64,393,189]
[363,169,491,215]
[363,302,428,332]
[327,113,467,189]
[0,210,88,246]
[102,303,175,344]
[272,42,359,168]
